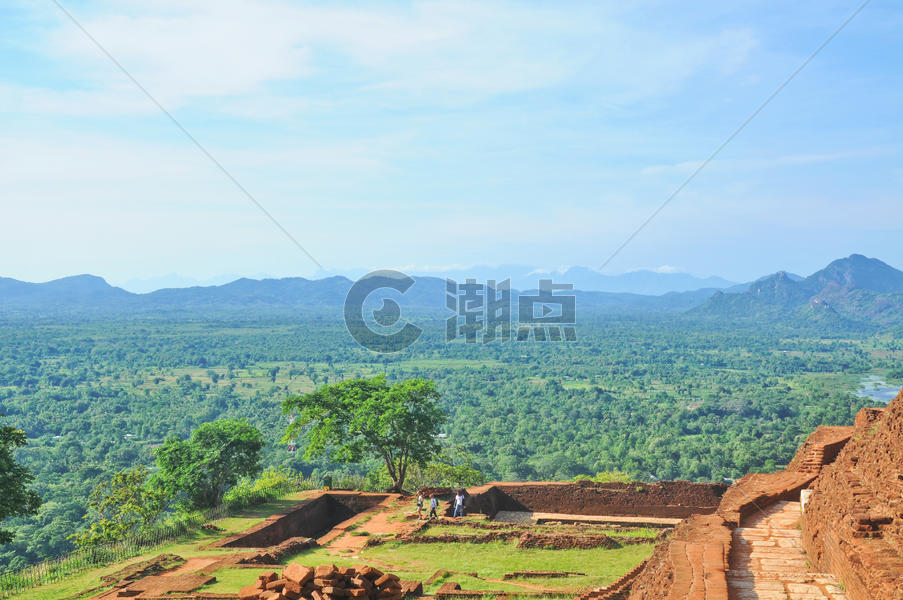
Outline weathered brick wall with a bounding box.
[786,425,854,473]
[215,492,388,548]
[802,395,903,600]
[613,425,853,600]
[626,513,732,600]
[465,481,726,519]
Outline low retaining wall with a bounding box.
[212,492,389,548]
[464,481,726,520]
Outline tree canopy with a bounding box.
[0,422,41,544]
[283,376,447,492]
[154,419,265,509]
[69,465,167,547]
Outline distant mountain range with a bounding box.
[313,265,738,296]
[122,273,273,294]
[2,255,902,327]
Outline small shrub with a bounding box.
[573,471,636,484]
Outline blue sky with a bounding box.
[1,0,901,287]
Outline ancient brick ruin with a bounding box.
[581,389,903,600]
[462,481,727,521]
[802,399,903,598]
[213,493,390,549]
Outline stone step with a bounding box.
[727,501,847,600]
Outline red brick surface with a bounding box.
[803,394,903,600]
[608,399,887,600]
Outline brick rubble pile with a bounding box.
[240,564,415,600]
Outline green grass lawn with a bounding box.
[418,523,658,540]
[276,539,653,595]
[198,567,269,594]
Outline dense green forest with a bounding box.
[1,311,900,570]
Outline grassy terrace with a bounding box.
[9,489,657,600]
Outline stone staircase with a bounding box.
[727,501,847,600]
[795,445,827,475]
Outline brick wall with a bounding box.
[214,492,388,548]
[802,395,903,600]
[464,481,726,519]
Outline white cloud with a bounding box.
[2,1,759,117]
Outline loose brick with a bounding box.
[351,578,374,591]
[357,566,383,580]
[399,581,423,596]
[315,565,338,579]
[283,581,302,595]
[374,574,400,587]
[284,563,314,585]
[266,579,287,591]
[321,587,348,596]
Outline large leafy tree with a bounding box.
[283,376,447,492]
[367,448,484,492]
[0,423,41,544]
[154,419,265,509]
[70,465,168,547]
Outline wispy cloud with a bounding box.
[641,148,891,175]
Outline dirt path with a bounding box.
[726,501,847,600]
[166,557,221,574]
[324,494,416,555]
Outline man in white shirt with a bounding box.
[453,490,465,518]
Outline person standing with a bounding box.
[428,494,439,520]
[416,492,424,520]
[453,490,465,518]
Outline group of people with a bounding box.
[416,489,466,520]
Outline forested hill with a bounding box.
[0,273,722,316]
[694,254,903,327]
